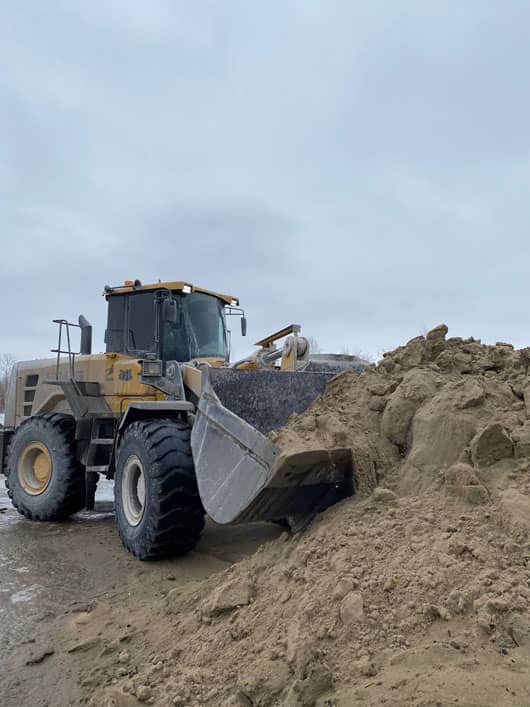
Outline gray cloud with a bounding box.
[2,1,530,363]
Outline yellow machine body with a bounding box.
[1,279,365,548]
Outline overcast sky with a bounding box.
[2,1,530,362]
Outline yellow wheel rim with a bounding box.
[18,442,52,495]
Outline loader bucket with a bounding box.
[190,368,355,526]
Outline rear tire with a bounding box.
[115,418,205,560]
[6,414,86,520]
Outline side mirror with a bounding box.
[163,298,177,324]
[241,316,247,336]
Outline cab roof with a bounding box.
[103,280,239,306]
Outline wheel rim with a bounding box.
[121,454,146,526]
[18,442,52,495]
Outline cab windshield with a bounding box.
[163,292,227,361]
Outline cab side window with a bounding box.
[127,293,157,354]
[105,295,126,353]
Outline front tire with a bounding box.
[115,418,205,560]
[6,414,86,520]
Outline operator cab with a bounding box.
[103,280,246,363]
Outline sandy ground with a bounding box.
[0,478,281,705]
[3,328,530,707]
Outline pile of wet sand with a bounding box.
[13,326,530,706]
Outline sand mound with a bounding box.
[64,328,530,704]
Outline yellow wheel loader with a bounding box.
[0,280,365,559]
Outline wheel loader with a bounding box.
[0,280,365,560]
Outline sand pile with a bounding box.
[79,326,530,705]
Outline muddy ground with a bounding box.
[0,478,281,706]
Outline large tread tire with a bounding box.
[115,418,205,560]
[6,414,86,520]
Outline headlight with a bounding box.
[142,359,162,377]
